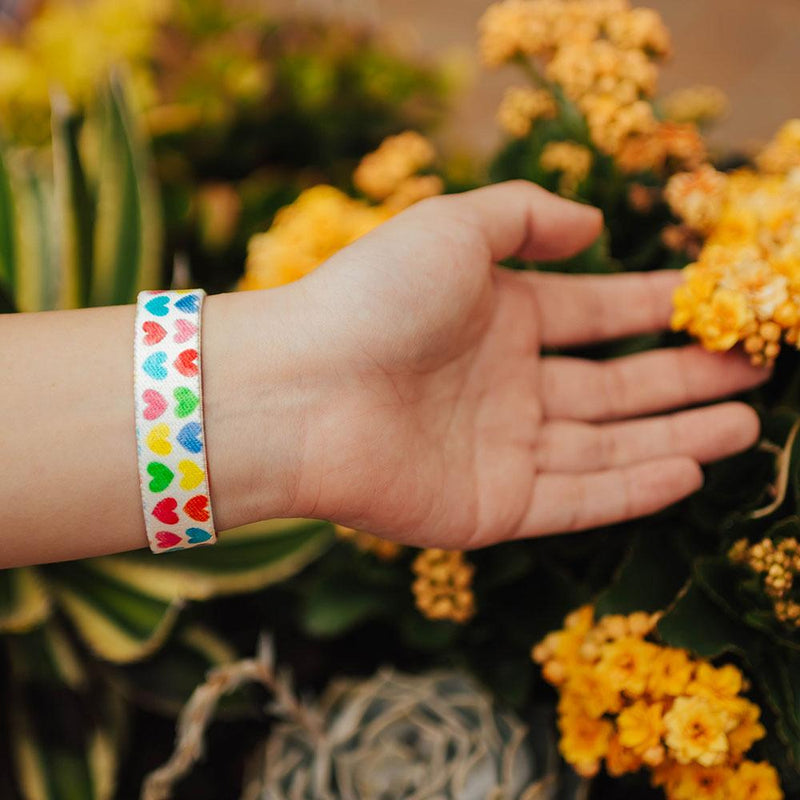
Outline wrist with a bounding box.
[202,286,315,530]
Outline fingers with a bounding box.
[541,346,769,422]
[536,402,760,473]
[519,457,703,538]
[517,269,682,348]
[435,180,603,263]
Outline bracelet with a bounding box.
[133,290,217,553]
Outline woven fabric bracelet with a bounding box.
[133,290,216,553]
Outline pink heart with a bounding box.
[174,318,197,344]
[155,530,182,549]
[142,389,167,421]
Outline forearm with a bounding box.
[0,288,308,568]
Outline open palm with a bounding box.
[289,182,767,549]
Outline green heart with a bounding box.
[147,462,174,492]
[174,387,199,418]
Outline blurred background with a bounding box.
[267,0,800,154]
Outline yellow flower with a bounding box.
[727,701,767,759]
[663,763,732,800]
[665,166,728,233]
[558,711,613,777]
[726,761,783,800]
[604,7,671,56]
[617,700,665,765]
[497,86,557,138]
[757,120,800,175]
[563,664,622,718]
[605,733,643,777]
[663,695,735,767]
[334,526,403,561]
[540,141,593,195]
[353,131,437,201]
[648,647,694,699]
[596,636,656,697]
[687,663,746,708]
[693,288,754,352]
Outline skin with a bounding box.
[0,182,768,569]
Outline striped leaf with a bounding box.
[85,518,334,602]
[51,94,95,309]
[10,152,61,313]
[6,625,125,800]
[0,134,16,295]
[0,568,51,634]
[91,74,162,307]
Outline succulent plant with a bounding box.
[242,669,557,800]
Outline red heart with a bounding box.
[174,318,197,344]
[143,321,167,345]
[184,494,210,522]
[152,497,179,524]
[174,349,198,377]
[155,530,182,549]
[142,389,167,421]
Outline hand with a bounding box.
[274,182,767,549]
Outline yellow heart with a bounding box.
[147,423,172,456]
[179,459,205,490]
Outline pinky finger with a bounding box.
[519,457,703,538]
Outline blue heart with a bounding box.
[145,295,170,317]
[143,352,168,380]
[177,422,203,453]
[186,527,212,544]
[175,294,199,313]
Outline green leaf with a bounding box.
[91,75,162,306]
[303,575,391,637]
[595,528,689,617]
[0,568,51,634]
[657,581,754,658]
[51,95,94,309]
[0,134,17,294]
[6,626,126,800]
[85,519,334,602]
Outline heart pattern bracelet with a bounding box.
[133,290,216,553]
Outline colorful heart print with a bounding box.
[147,462,174,492]
[186,527,212,544]
[174,318,197,344]
[142,389,167,421]
[184,494,210,522]
[143,351,168,380]
[145,295,170,317]
[136,289,214,554]
[143,321,167,345]
[174,387,199,418]
[152,497,179,525]
[175,294,200,313]
[155,530,182,549]
[147,423,172,456]
[178,460,205,490]
[177,422,203,453]
[174,349,199,377]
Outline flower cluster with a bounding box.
[730,538,800,628]
[540,141,594,195]
[353,130,443,208]
[668,124,800,365]
[411,549,476,624]
[242,133,441,291]
[533,606,781,799]
[497,86,557,138]
[480,0,704,174]
[334,526,403,562]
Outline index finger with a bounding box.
[517,269,683,348]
